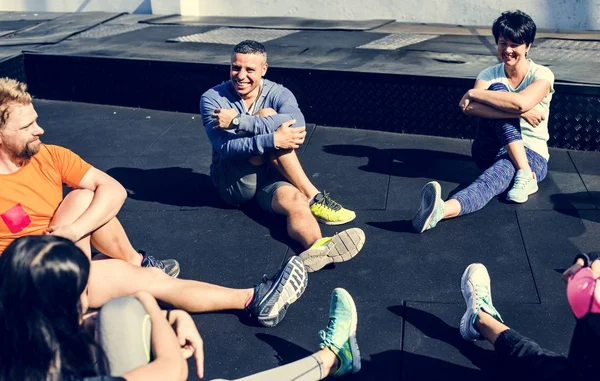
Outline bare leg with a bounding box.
[442,199,461,219]
[270,149,320,200]
[51,189,140,265]
[506,140,534,178]
[476,310,510,345]
[271,185,321,248]
[253,107,320,200]
[88,258,253,311]
[317,348,339,377]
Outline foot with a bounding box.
[319,288,361,376]
[460,263,503,341]
[246,256,308,327]
[299,228,365,272]
[139,250,180,278]
[412,181,444,233]
[507,169,538,203]
[310,192,356,225]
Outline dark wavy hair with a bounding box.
[492,10,537,47]
[0,235,109,381]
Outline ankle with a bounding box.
[318,347,339,376]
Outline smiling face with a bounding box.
[0,102,44,162]
[497,37,530,67]
[230,52,268,99]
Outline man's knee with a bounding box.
[254,108,277,117]
[274,187,309,211]
[52,189,95,225]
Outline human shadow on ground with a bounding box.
[390,305,505,379]
[255,331,488,380]
[105,166,298,251]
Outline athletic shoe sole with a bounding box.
[412,181,441,233]
[300,228,365,272]
[335,288,362,373]
[507,182,539,203]
[460,264,483,341]
[315,213,357,226]
[257,256,308,327]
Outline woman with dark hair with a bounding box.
[0,235,194,381]
[413,10,555,233]
[0,235,362,381]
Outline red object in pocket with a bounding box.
[1,204,32,233]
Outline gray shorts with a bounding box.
[212,158,292,213]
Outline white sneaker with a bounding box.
[460,263,503,341]
[507,169,538,203]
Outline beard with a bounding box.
[14,140,40,162]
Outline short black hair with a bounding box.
[492,10,537,46]
[233,40,267,62]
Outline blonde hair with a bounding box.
[0,77,32,128]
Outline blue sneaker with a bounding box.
[319,288,361,376]
[507,169,538,203]
[460,264,504,341]
[412,181,445,233]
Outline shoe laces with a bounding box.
[512,173,532,190]
[317,192,342,211]
[143,254,165,270]
[319,317,339,349]
[473,284,490,311]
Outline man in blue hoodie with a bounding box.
[200,40,364,273]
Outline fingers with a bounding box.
[562,262,583,282]
[194,339,204,378]
[592,259,600,277]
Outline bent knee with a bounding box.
[64,188,95,204]
[254,108,277,117]
[274,187,309,209]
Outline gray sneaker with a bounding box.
[299,228,365,273]
[246,256,308,327]
[139,250,180,278]
[412,181,444,233]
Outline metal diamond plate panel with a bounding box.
[537,39,600,50]
[533,47,600,62]
[357,33,438,50]
[172,27,298,44]
[70,24,149,39]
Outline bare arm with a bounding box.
[48,168,127,242]
[467,79,551,113]
[122,292,188,381]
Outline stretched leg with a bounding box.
[88,255,307,327]
[460,263,573,379]
[211,288,360,381]
[412,158,514,233]
[51,189,139,264]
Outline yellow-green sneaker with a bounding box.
[299,228,365,272]
[310,192,356,225]
[319,288,361,376]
